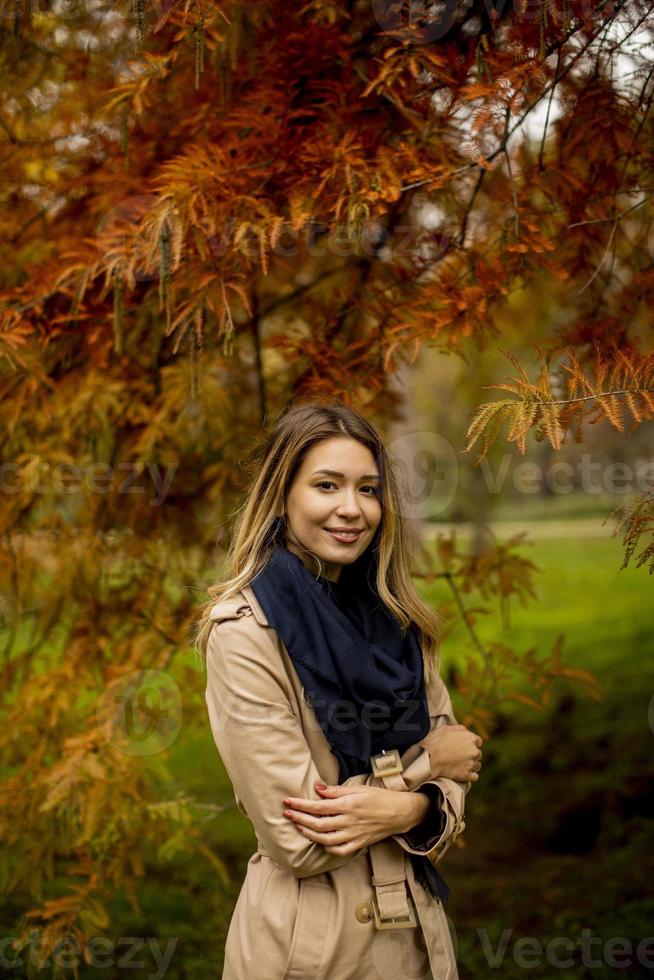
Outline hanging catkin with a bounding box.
[121,105,130,172]
[159,223,172,334]
[562,0,570,32]
[133,0,146,48]
[194,18,205,90]
[539,0,547,58]
[113,273,124,356]
[189,326,197,400]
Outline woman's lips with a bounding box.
[324,529,362,544]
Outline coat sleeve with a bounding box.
[338,668,471,862]
[390,670,471,861]
[204,617,368,880]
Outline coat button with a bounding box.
[355,901,373,923]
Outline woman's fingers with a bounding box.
[295,823,353,844]
[283,808,345,832]
[282,795,343,814]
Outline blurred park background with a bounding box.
[1,0,653,977]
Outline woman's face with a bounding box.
[284,436,383,582]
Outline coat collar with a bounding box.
[240,582,269,627]
[208,582,269,627]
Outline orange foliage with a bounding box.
[1,0,653,959]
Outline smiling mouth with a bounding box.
[324,528,363,543]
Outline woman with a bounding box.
[196,399,483,980]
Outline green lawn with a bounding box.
[430,532,651,679]
[420,532,654,979]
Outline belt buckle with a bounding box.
[370,748,403,779]
[371,894,417,930]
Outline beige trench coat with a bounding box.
[204,583,472,980]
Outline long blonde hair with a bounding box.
[194,398,443,686]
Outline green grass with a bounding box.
[424,533,651,679]
[490,491,627,522]
[418,533,654,979]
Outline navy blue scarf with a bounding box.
[249,544,450,905]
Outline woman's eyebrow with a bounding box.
[311,468,380,481]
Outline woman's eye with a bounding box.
[316,481,378,496]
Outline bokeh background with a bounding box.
[1,1,653,978]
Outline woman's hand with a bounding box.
[419,724,484,782]
[281,782,430,856]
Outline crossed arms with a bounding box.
[205,618,477,879]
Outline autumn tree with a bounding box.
[1,0,653,967]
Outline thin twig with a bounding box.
[572,196,651,294]
[503,113,519,239]
[528,387,654,407]
[400,0,628,195]
[538,47,562,171]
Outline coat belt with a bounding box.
[368,838,416,929]
[368,750,417,930]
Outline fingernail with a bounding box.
[316,782,327,789]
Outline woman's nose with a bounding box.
[335,493,363,516]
